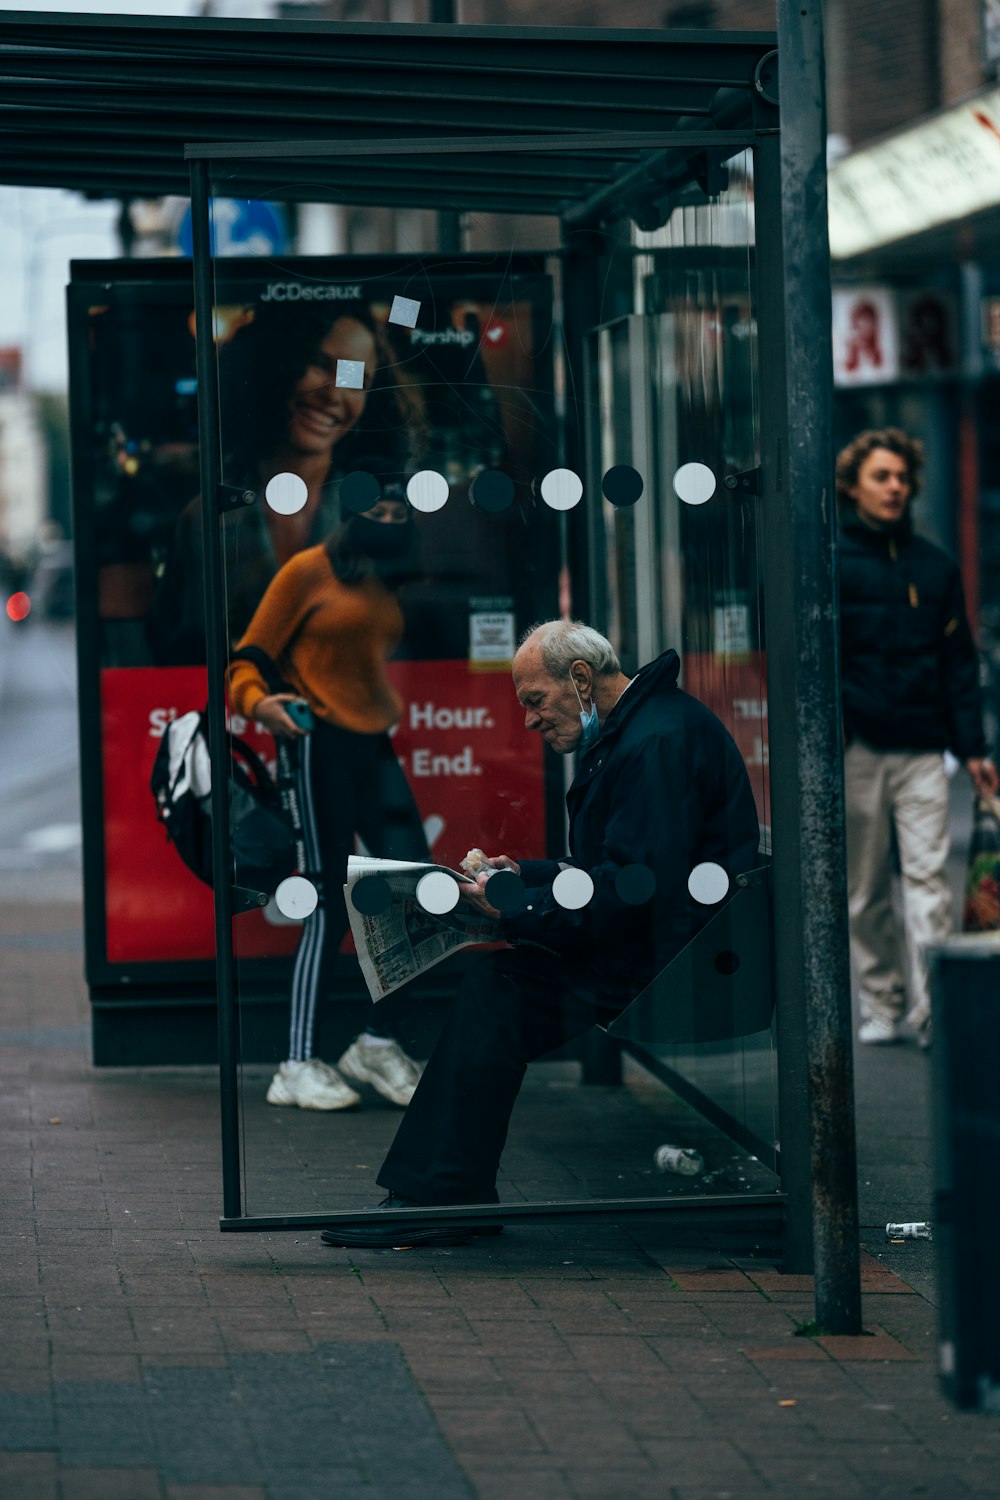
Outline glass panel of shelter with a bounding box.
[196,143,779,1225]
[593,154,776,1169]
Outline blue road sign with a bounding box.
[177,199,286,258]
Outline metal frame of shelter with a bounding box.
[0,8,860,1315]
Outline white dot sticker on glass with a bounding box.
[687,862,730,905]
[672,463,717,506]
[407,470,450,513]
[274,875,319,920]
[264,472,308,516]
[416,870,460,915]
[388,295,421,328]
[539,468,583,511]
[335,359,365,390]
[552,867,595,910]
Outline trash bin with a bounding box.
[928,935,1000,1411]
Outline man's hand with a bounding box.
[458,873,502,921]
[253,693,307,738]
[966,757,999,798]
[456,856,520,921]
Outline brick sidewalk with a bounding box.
[2,902,999,1500]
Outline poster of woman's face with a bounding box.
[83,267,557,670]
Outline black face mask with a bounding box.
[347,514,416,560]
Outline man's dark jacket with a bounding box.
[501,649,760,997]
[838,507,985,760]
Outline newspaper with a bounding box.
[345,855,501,1002]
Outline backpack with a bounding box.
[150,649,304,904]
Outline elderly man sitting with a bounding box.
[322,619,760,1247]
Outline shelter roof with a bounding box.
[0,11,776,215]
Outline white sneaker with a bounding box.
[337,1034,423,1107]
[857,1016,901,1045]
[265,1059,361,1111]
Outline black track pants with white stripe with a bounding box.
[288,719,428,1062]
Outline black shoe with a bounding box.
[319,1193,502,1249]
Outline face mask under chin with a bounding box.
[570,674,600,752]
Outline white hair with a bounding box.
[519,619,621,678]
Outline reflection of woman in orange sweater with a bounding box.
[228,475,429,1112]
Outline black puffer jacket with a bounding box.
[501,650,761,997]
[837,507,986,760]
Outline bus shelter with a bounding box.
[0,11,854,1291]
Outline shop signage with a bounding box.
[832,285,958,386]
[828,86,1000,258]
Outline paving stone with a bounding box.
[434,1403,549,1454]
[0,1451,59,1498]
[58,1466,163,1499]
[464,1469,575,1499]
[218,1329,316,1358]
[745,1342,833,1361]
[561,1333,671,1371]
[665,1268,759,1292]
[141,1355,229,1370]
[751,1449,871,1493]
[814,1327,921,1361]
[56,1400,156,1469]
[638,1437,762,1485]
[0,1367,51,1395]
[566,1473,692,1499]
[0,1389,57,1449]
[163,1488,267,1500]
[51,1357,142,1385]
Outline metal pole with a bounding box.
[190,157,242,1222]
[752,128,816,1277]
[430,0,462,255]
[775,0,862,1331]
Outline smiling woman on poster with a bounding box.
[147,298,422,664]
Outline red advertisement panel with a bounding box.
[102,660,544,963]
[683,652,769,828]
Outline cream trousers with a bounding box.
[844,741,952,1029]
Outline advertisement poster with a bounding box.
[72,259,558,974]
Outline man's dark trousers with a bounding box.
[377,947,624,1205]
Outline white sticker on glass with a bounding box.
[539,468,584,511]
[335,359,365,390]
[274,875,319,920]
[406,470,450,513]
[687,862,730,905]
[264,472,308,515]
[672,462,717,506]
[552,867,595,910]
[389,295,421,328]
[416,870,460,915]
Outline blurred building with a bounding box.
[0,347,48,569]
[825,0,1000,697]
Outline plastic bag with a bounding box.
[962,793,1000,933]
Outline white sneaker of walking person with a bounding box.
[265,1058,361,1110]
[337,1033,423,1107]
[857,1015,901,1045]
